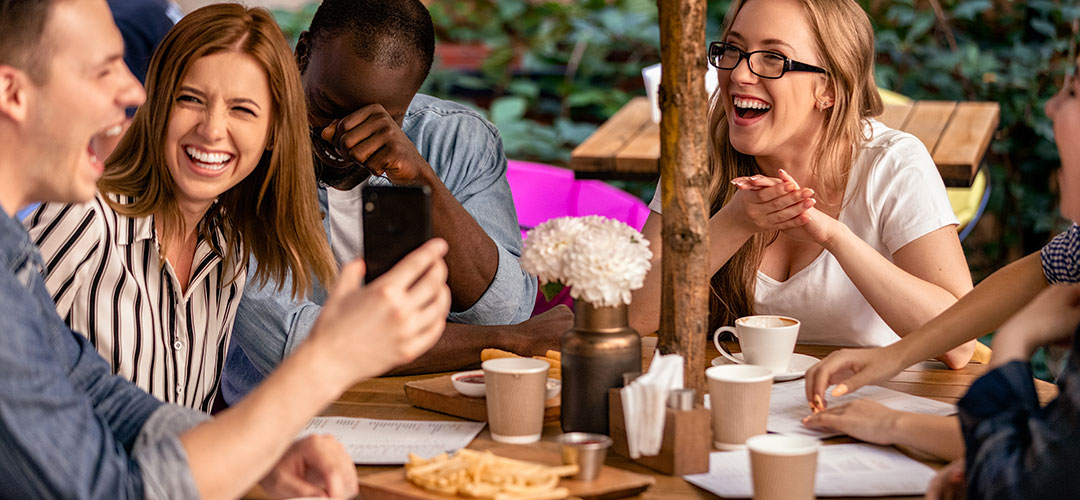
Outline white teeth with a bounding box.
[103,124,123,137]
[184,146,233,168]
[733,96,772,110]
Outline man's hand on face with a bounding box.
[322,103,433,187]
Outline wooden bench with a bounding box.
[569,96,1000,187]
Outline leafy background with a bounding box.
[275,0,1079,376]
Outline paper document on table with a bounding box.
[298,417,485,464]
[767,381,956,438]
[683,443,937,497]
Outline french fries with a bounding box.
[405,449,577,499]
[481,348,518,362]
[481,349,562,380]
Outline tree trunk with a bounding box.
[656,0,709,401]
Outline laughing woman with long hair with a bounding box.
[25,4,337,411]
[630,0,976,366]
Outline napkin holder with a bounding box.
[608,388,710,475]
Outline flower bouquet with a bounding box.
[521,215,652,307]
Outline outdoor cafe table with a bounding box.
[245,336,1056,500]
[569,96,1000,188]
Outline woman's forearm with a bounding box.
[825,225,969,337]
[890,413,964,461]
[180,339,348,500]
[893,252,1048,368]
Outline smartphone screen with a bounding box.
[361,185,433,283]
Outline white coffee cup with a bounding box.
[713,315,800,375]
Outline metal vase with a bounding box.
[560,301,642,435]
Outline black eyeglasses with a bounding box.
[709,41,827,79]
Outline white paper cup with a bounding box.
[641,63,719,123]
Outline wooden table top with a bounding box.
[246,336,1056,500]
[569,97,1000,187]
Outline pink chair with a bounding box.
[506,160,652,315]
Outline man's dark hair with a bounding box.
[307,0,435,80]
[0,0,57,83]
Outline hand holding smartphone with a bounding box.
[362,185,433,283]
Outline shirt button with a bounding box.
[175,385,183,395]
[173,340,183,350]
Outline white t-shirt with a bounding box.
[649,120,959,346]
[326,181,368,267]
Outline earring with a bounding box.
[817,100,832,110]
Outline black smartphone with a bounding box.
[362,185,433,283]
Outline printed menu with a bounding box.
[766,381,957,438]
[683,443,938,497]
[298,416,485,464]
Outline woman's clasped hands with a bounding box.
[725,168,836,244]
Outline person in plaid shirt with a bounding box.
[926,53,1080,500]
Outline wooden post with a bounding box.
[656,0,709,399]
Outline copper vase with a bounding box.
[560,301,642,434]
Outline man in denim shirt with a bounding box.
[223,0,568,401]
[0,0,450,497]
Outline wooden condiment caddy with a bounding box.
[608,388,711,475]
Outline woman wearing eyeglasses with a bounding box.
[630,0,976,364]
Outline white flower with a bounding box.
[521,217,586,284]
[521,215,652,307]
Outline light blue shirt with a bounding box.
[222,94,536,403]
[0,209,207,499]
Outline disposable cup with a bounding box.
[705,364,773,450]
[483,357,549,443]
[746,434,820,500]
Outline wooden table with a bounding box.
[569,97,1000,187]
[249,337,1056,500]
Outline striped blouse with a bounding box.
[24,194,245,411]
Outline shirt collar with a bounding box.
[105,193,156,246]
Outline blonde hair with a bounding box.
[100,3,336,298]
[707,0,883,331]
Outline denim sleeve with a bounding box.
[441,122,536,326]
[133,404,208,500]
[230,270,322,376]
[958,330,1080,500]
[0,278,197,499]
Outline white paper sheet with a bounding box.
[297,417,485,464]
[766,381,957,438]
[683,443,938,498]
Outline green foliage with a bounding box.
[422,0,665,164]
[863,0,1077,276]
[540,281,567,302]
[271,4,318,47]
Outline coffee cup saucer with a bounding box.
[710,353,819,382]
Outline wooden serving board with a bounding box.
[356,442,653,500]
[404,375,560,423]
